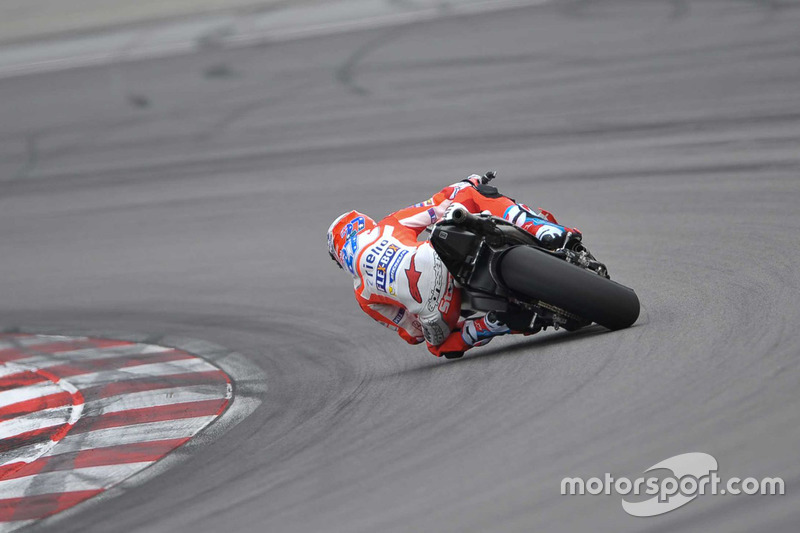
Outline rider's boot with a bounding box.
[461,311,511,347]
[437,310,545,359]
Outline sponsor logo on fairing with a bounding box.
[503,205,528,227]
[387,249,408,295]
[535,225,564,241]
[426,257,444,312]
[405,255,423,303]
[363,239,390,284]
[427,207,437,224]
[377,320,399,332]
[375,244,401,293]
[438,279,454,314]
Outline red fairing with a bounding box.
[537,208,559,224]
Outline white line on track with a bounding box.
[0,364,28,379]
[0,335,78,350]
[41,415,219,457]
[85,384,229,416]
[0,462,153,498]
[64,358,221,388]
[0,405,72,441]
[9,344,171,369]
[0,382,68,412]
[1,441,59,468]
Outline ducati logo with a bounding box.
[405,255,423,303]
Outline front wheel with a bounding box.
[497,246,640,331]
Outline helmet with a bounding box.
[327,211,376,274]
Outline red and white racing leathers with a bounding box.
[351,177,571,357]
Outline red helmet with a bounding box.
[327,211,376,274]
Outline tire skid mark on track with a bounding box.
[335,25,409,96]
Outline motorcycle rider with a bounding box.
[327,172,580,358]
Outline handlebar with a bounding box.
[449,208,499,235]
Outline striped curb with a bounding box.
[0,332,263,532]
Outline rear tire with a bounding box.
[498,246,640,331]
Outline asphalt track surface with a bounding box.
[1,0,799,531]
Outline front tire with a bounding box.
[497,246,640,331]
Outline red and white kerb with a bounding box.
[0,334,232,531]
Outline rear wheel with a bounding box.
[497,246,640,331]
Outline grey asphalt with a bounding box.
[2,0,799,531]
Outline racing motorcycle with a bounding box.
[430,196,640,343]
